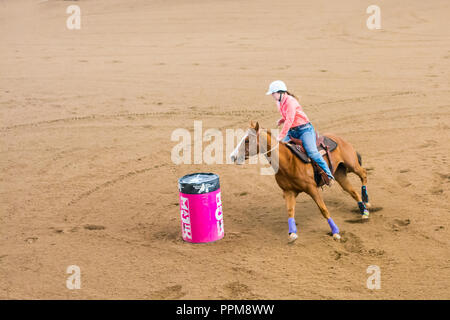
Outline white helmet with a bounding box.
[266,80,287,95]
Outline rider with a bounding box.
[266,80,335,184]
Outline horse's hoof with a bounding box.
[288,233,298,243]
[364,202,372,209]
[333,233,341,241]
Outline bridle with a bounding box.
[247,129,279,156]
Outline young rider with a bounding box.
[267,80,335,184]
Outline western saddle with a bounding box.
[284,133,338,187]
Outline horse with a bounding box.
[229,121,371,243]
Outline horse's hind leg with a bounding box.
[334,165,370,218]
[352,163,371,209]
[306,186,341,240]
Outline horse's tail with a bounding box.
[356,151,362,166]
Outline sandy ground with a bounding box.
[0,0,449,299]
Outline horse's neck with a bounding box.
[260,130,290,172]
[260,130,281,167]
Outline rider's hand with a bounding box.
[277,118,285,126]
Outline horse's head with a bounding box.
[230,120,261,165]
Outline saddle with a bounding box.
[284,133,338,187]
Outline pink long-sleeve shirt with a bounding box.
[277,94,310,140]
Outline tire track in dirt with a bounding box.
[336,33,446,47]
[309,91,419,107]
[1,91,422,132]
[1,112,180,131]
[0,110,271,131]
[68,163,169,206]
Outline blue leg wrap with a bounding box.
[327,218,339,235]
[288,218,297,234]
[362,186,369,203]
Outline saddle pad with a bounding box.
[285,143,311,162]
[285,136,338,163]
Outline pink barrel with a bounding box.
[178,173,224,243]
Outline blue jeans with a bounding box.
[282,123,334,179]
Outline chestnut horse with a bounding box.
[230,121,371,243]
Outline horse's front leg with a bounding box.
[283,190,298,243]
[306,186,341,241]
